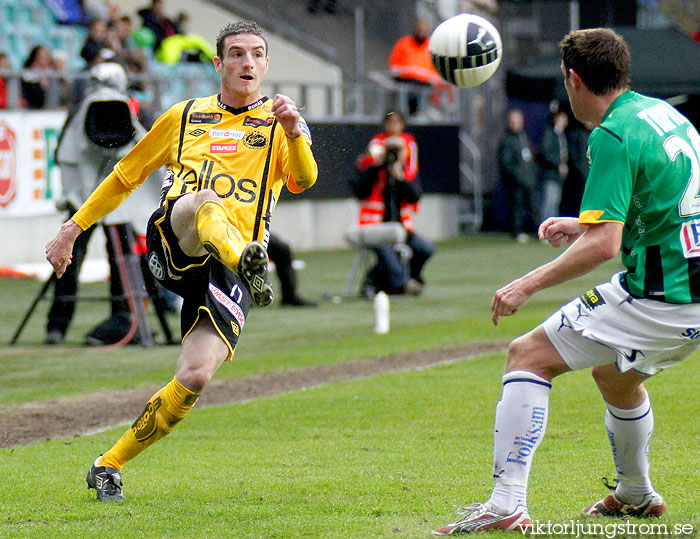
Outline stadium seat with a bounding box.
[0,0,85,69]
[5,33,27,67]
[18,26,50,55]
[1,2,16,25]
[50,26,87,69]
[343,223,412,297]
[16,4,43,25]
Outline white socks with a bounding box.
[489,370,551,514]
[605,396,654,504]
[486,370,654,513]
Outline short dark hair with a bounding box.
[559,28,630,96]
[383,110,405,125]
[24,45,47,69]
[216,21,268,58]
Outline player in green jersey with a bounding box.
[433,28,700,535]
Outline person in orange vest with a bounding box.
[388,18,443,115]
[352,111,435,296]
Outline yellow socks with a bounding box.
[99,378,199,471]
[194,200,247,271]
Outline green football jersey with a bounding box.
[580,90,700,303]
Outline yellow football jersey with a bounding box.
[73,94,315,245]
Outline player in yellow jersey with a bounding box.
[45,21,317,501]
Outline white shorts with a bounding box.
[542,273,700,376]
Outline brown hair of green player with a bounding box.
[559,28,631,96]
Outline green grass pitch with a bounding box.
[1,234,698,537]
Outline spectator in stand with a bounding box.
[174,11,190,34]
[124,57,157,128]
[388,18,443,115]
[0,52,9,109]
[538,106,569,220]
[21,45,53,109]
[559,119,592,217]
[155,12,215,65]
[78,19,120,105]
[52,50,68,72]
[51,49,74,109]
[498,108,539,243]
[81,0,119,23]
[107,15,146,69]
[81,18,111,67]
[137,0,179,52]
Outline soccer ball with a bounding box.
[430,13,502,88]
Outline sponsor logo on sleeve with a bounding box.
[299,119,312,142]
[681,220,700,258]
[243,116,274,128]
[159,169,175,205]
[580,287,606,310]
[210,143,238,154]
[209,129,245,139]
[189,112,222,124]
[209,283,246,328]
[243,131,268,149]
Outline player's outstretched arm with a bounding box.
[46,172,134,277]
[491,221,622,325]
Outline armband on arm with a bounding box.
[71,171,134,230]
[286,135,317,193]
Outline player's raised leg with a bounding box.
[172,189,246,267]
[88,318,227,500]
[433,327,569,535]
[171,190,273,306]
[583,364,666,517]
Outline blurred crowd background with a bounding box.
[0,0,699,243]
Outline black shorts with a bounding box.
[145,199,252,358]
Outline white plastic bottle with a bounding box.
[373,291,390,334]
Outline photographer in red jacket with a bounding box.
[353,111,434,296]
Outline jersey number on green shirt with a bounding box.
[665,126,700,217]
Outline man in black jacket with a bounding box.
[498,108,539,242]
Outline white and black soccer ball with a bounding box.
[430,13,502,88]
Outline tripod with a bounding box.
[10,223,175,347]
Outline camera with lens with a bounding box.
[383,138,404,166]
[385,145,400,165]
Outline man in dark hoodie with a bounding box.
[137,0,179,51]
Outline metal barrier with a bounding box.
[0,67,468,122]
[0,67,488,230]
